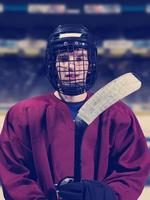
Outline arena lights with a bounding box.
[0,4,4,13]
[0,39,19,55]
[28,4,81,14]
[102,40,132,56]
[84,4,121,14]
[145,4,150,13]
[65,9,80,14]
[0,3,150,14]
[101,39,150,57]
[1,39,150,57]
[28,4,66,14]
[103,39,133,49]
[0,39,46,57]
[18,39,46,56]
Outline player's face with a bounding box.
[56,49,89,84]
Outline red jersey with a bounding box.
[0,93,149,200]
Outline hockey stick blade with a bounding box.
[77,72,141,125]
[74,72,141,182]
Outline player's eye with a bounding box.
[76,56,83,61]
[57,55,69,62]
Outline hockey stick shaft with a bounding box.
[74,117,87,182]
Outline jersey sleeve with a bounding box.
[0,107,48,200]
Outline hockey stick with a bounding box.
[74,72,141,182]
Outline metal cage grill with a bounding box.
[45,25,97,95]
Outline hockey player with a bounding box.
[0,24,150,200]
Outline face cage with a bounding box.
[47,45,97,96]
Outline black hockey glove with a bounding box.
[58,180,84,200]
[83,180,117,200]
[58,178,117,200]
[47,187,57,200]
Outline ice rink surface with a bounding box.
[0,111,150,199]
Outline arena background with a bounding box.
[0,0,150,199]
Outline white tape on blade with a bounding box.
[77,73,141,125]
